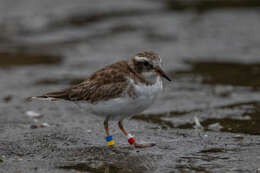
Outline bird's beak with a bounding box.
[154,66,172,81]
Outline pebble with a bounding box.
[30,125,38,129]
[208,123,223,131]
[39,123,50,128]
[193,116,204,130]
[26,110,42,118]
[232,135,244,140]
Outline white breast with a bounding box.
[133,76,163,99]
[76,77,163,120]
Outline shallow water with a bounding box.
[1,0,260,173]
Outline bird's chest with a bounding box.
[133,77,163,99]
[129,78,162,110]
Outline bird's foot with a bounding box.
[127,134,155,148]
[114,143,155,150]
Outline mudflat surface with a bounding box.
[1,0,260,172]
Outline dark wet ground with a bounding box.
[1,0,260,172]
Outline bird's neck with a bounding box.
[127,62,159,85]
[141,71,160,85]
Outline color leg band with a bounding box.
[106,136,115,146]
[127,134,135,145]
[107,140,115,146]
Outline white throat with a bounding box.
[132,75,163,100]
[142,71,158,84]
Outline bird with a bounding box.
[30,51,171,148]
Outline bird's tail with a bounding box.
[26,89,69,102]
[26,96,58,102]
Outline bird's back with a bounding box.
[35,60,144,103]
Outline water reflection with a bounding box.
[179,102,260,135]
[59,163,122,173]
[174,61,260,89]
[0,51,62,68]
[166,0,260,11]
[134,101,260,135]
[56,146,154,173]
[59,161,150,173]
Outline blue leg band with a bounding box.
[106,135,113,142]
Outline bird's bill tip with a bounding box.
[154,67,172,81]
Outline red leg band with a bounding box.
[128,137,135,145]
[127,134,135,145]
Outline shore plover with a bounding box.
[31,51,171,148]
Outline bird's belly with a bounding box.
[76,95,156,120]
[77,78,162,120]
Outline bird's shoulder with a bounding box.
[87,60,131,84]
[68,60,136,102]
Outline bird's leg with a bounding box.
[118,120,128,136]
[104,118,109,136]
[118,120,155,148]
[104,118,115,147]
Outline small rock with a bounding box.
[3,95,12,103]
[193,116,204,130]
[208,123,223,131]
[30,124,38,129]
[214,85,233,97]
[232,135,244,140]
[26,110,42,118]
[243,115,251,120]
[17,157,23,161]
[39,123,50,128]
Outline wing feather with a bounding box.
[33,61,133,103]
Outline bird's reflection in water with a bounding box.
[58,148,154,173]
[104,165,122,173]
[59,162,151,173]
[105,166,109,173]
[59,163,125,173]
[105,166,110,173]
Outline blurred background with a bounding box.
[1,0,260,172]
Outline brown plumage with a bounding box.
[31,51,172,148]
[37,60,149,103]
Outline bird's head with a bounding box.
[129,51,171,83]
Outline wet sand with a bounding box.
[1,0,260,172]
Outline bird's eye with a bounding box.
[143,61,149,66]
